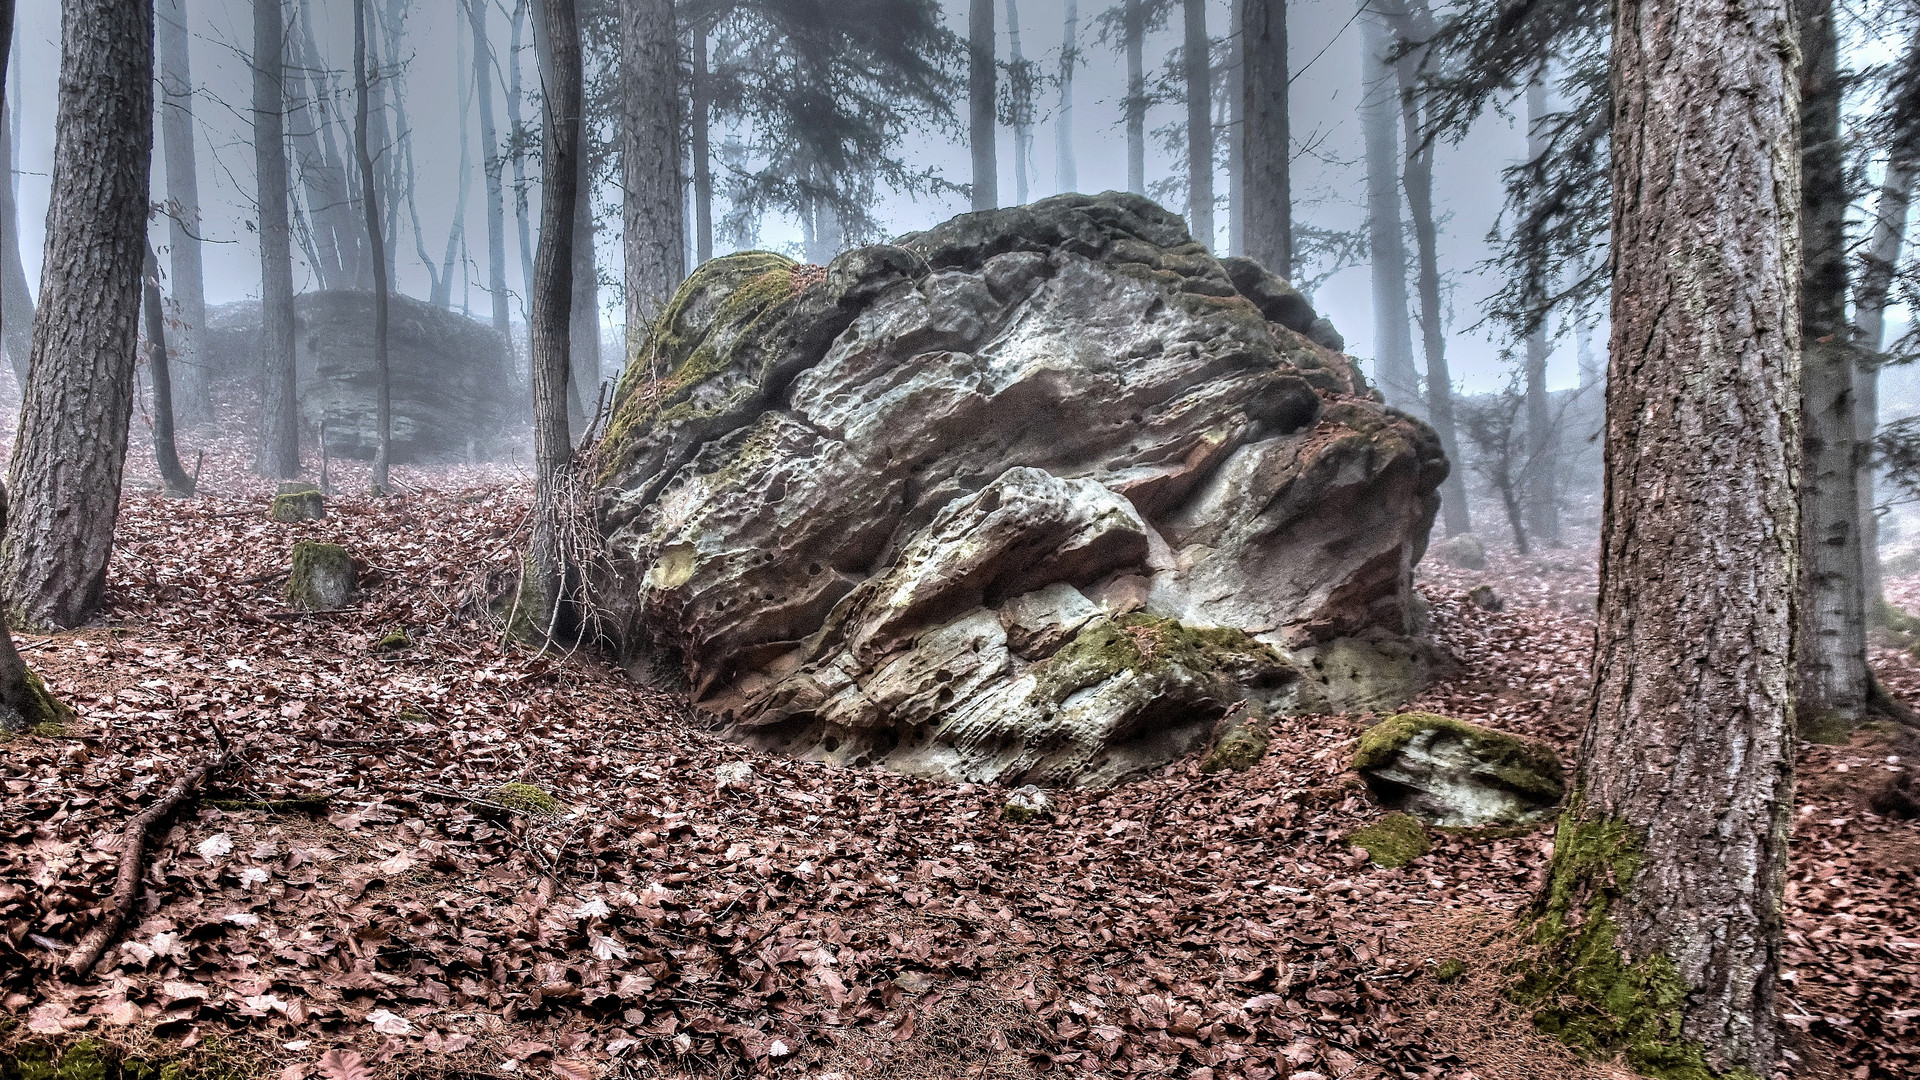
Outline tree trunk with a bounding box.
[156,0,207,424]
[970,0,997,210]
[1523,0,1800,1070]
[1007,0,1032,206]
[1055,0,1077,193]
[1124,0,1145,195]
[1390,0,1467,536]
[2,0,155,630]
[568,144,600,441]
[1358,4,1417,412]
[1522,78,1559,545]
[254,0,299,479]
[691,22,713,264]
[436,22,473,310]
[290,1,360,290]
[1226,0,1242,256]
[1795,0,1867,729]
[1241,0,1288,277]
[0,78,31,392]
[529,0,580,638]
[141,244,194,497]
[464,0,513,345]
[353,0,391,494]
[1181,0,1213,249]
[1852,29,1920,624]
[509,0,537,323]
[622,0,684,356]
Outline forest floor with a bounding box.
[2,446,1917,1080]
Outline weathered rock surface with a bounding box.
[1353,713,1565,827]
[286,541,358,611]
[205,292,518,463]
[593,193,1448,786]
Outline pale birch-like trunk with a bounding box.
[1358,4,1417,412]
[254,0,299,479]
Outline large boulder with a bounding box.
[204,292,518,462]
[592,193,1449,786]
[1353,713,1566,827]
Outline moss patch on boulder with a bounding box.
[1346,812,1430,867]
[268,491,325,522]
[1200,712,1271,773]
[1354,712,1566,827]
[1031,613,1289,705]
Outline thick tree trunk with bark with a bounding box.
[1522,78,1559,545]
[0,85,31,391]
[1055,0,1077,193]
[529,0,580,637]
[1358,4,1417,413]
[156,0,207,424]
[1389,0,1467,536]
[622,0,684,356]
[254,0,299,479]
[353,0,391,493]
[1124,0,1145,195]
[1522,0,1801,1071]
[1181,0,1213,249]
[1242,0,1287,276]
[1796,0,1868,729]
[2,0,155,630]
[141,245,194,498]
[970,0,997,209]
[691,23,713,264]
[464,0,512,344]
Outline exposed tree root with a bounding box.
[1867,672,1920,732]
[62,747,235,979]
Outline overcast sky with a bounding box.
[7,0,1587,394]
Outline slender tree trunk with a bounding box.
[1795,0,1867,728]
[622,0,684,356]
[970,0,997,210]
[287,10,349,289]
[254,0,299,479]
[0,81,31,392]
[353,0,391,493]
[568,145,599,440]
[156,0,207,424]
[530,0,580,636]
[1390,0,1467,536]
[141,244,193,497]
[1522,77,1559,544]
[1359,4,1417,412]
[437,24,473,311]
[370,11,400,288]
[296,0,364,288]
[691,23,713,264]
[0,0,68,732]
[1853,30,1920,622]
[1124,0,1145,195]
[1526,0,1801,1070]
[1007,0,1032,206]
[1181,0,1213,249]
[509,0,537,321]
[465,0,513,345]
[2,0,155,630]
[1226,0,1243,256]
[1242,0,1288,277]
[1056,0,1077,193]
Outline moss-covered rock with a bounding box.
[1428,533,1487,570]
[1001,784,1055,823]
[1200,712,1271,773]
[488,782,560,815]
[1032,614,1289,705]
[1354,713,1565,827]
[373,628,410,651]
[1508,812,1759,1080]
[1346,812,1430,867]
[284,541,357,611]
[268,490,324,522]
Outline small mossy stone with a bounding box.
[374,628,411,651]
[1347,812,1430,867]
[489,782,560,815]
[269,490,325,522]
[1467,584,1505,612]
[1433,958,1467,982]
[1201,713,1271,773]
[1354,712,1566,827]
[285,541,358,611]
[1002,784,1055,823]
[1428,533,1488,570]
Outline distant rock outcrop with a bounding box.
[591,193,1449,787]
[204,291,518,463]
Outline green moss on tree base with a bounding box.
[1509,811,1761,1080]
[1346,812,1430,867]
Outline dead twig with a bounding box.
[64,746,236,978]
